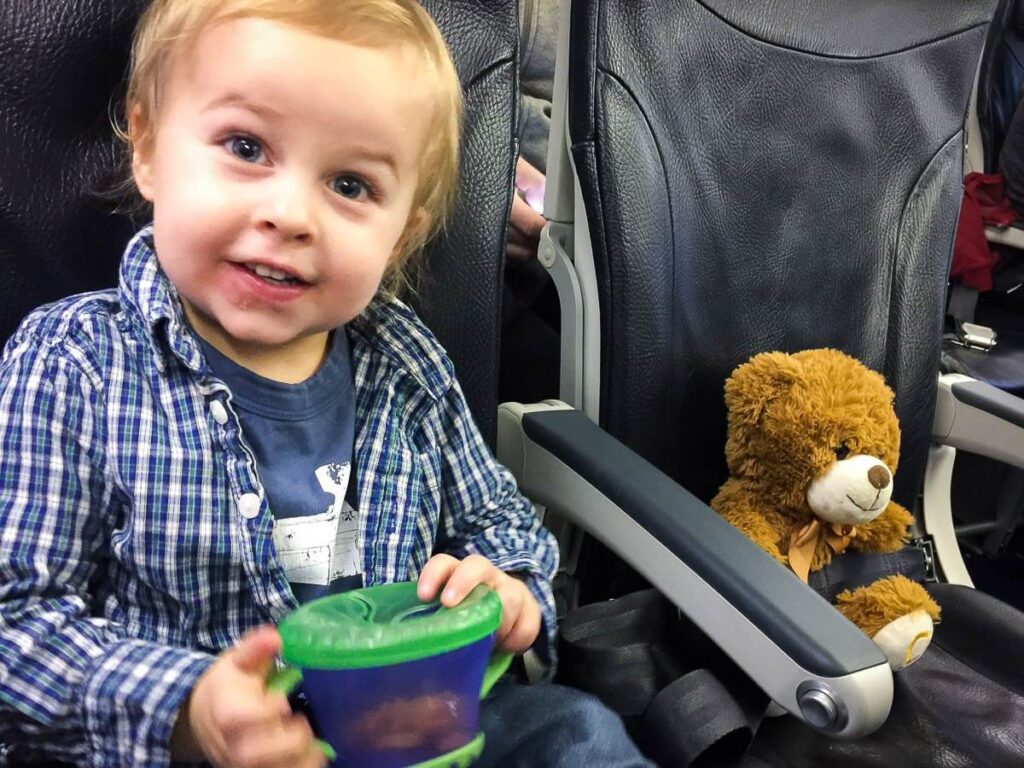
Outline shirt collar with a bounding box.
[118,227,454,399]
[348,296,454,401]
[118,226,205,375]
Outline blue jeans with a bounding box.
[477,681,655,768]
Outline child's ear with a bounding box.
[129,105,156,202]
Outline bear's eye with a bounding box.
[834,443,851,461]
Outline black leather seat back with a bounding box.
[977,0,1024,173]
[569,0,995,504]
[0,2,144,341]
[0,0,517,444]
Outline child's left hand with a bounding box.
[417,554,542,654]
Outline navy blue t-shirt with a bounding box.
[199,331,363,603]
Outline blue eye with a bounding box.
[331,175,370,200]
[226,136,263,163]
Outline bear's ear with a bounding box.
[724,351,802,427]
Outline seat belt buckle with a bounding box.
[956,321,997,351]
[910,535,939,583]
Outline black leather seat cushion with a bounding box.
[745,583,1024,767]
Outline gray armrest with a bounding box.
[498,401,892,739]
[933,374,1024,469]
[924,374,1024,585]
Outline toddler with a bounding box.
[0,2,652,767]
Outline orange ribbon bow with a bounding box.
[787,519,857,583]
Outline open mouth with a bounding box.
[242,263,306,286]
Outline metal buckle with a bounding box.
[910,535,939,583]
[957,322,997,351]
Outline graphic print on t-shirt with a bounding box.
[195,330,363,601]
[272,461,363,593]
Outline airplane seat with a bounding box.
[569,0,987,508]
[0,0,520,762]
[976,0,1024,173]
[551,0,1024,764]
[939,0,1024,594]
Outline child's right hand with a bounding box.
[171,625,326,768]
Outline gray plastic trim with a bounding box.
[542,0,575,223]
[544,0,601,422]
[926,373,1024,587]
[922,444,974,586]
[933,374,1024,470]
[951,380,1024,430]
[571,168,601,423]
[539,223,584,409]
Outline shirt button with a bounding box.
[209,400,229,425]
[237,493,262,520]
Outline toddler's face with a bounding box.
[133,18,432,362]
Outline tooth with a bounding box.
[249,264,294,282]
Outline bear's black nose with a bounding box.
[868,464,890,490]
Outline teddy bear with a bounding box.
[710,348,940,671]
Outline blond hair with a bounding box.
[122,0,462,296]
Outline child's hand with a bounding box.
[171,626,325,768]
[417,554,542,653]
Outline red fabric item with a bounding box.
[951,172,1020,292]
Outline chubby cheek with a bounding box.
[154,171,233,236]
[326,258,391,315]
[150,226,235,326]
[324,217,406,300]
[151,216,222,283]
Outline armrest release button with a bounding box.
[798,680,848,732]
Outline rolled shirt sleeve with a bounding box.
[432,377,560,666]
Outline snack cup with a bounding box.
[269,582,512,768]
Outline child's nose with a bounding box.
[254,181,315,243]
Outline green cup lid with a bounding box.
[277,582,503,669]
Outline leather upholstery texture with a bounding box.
[700,0,994,58]
[0,0,517,445]
[0,1,146,341]
[569,0,994,506]
[976,0,1024,172]
[408,0,519,446]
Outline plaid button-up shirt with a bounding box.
[0,228,557,767]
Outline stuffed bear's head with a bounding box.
[723,349,901,525]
